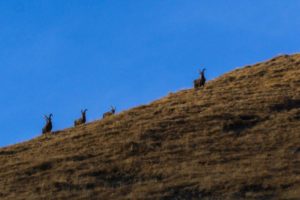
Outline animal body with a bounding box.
[42,114,53,134]
[194,68,206,89]
[103,106,116,118]
[74,109,88,126]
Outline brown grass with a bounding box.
[0,54,300,199]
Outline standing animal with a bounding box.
[42,114,53,134]
[194,68,206,89]
[74,109,88,126]
[103,106,116,118]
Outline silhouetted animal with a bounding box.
[74,109,88,126]
[42,114,53,134]
[103,106,116,118]
[194,68,206,89]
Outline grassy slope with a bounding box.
[0,54,300,200]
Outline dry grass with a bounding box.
[0,54,300,200]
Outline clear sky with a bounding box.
[0,0,300,147]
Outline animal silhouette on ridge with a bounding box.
[194,68,206,89]
[103,106,116,118]
[42,114,53,134]
[74,109,88,126]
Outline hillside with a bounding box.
[0,54,300,200]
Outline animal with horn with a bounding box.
[194,68,206,89]
[42,114,53,134]
[74,109,88,127]
[103,106,116,118]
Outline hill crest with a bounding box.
[0,54,300,200]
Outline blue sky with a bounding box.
[0,0,300,147]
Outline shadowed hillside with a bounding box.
[0,54,300,200]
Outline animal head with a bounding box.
[199,68,206,75]
[44,114,53,122]
[111,106,116,114]
[81,109,88,115]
